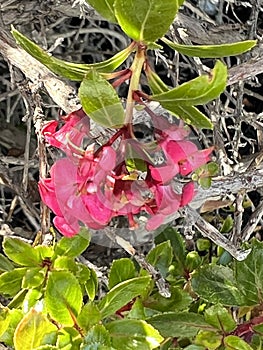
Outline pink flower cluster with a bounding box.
[39,109,212,237]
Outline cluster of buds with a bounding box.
[39,108,212,237]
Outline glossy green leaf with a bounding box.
[195,331,222,350]
[204,304,236,332]
[106,319,163,350]
[0,309,23,346]
[98,276,151,319]
[54,227,91,258]
[109,258,136,289]
[12,28,134,81]
[191,264,244,306]
[147,312,214,338]
[14,309,57,350]
[185,346,206,350]
[224,335,254,350]
[155,227,186,276]
[0,308,10,338]
[114,0,180,43]
[235,240,263,305]
[22,267,46,289]
[85,268,98,301]
[3,237,41,266]
[0,268,27,296]
[128,298,146,320]
[77,263,91,284]
[86,0,116,22]
[79,70,125,128]
[146,241,173,278]
[78,302,101,331]
[46,270,82,326]
[144,286,192,312]
[83,324,111,348]
[152,60,227,105]
[0,253,14,272]
[162,37,257,58]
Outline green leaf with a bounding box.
[56,327,81,349]
[86,0,116,22]
[224,335,254,350]
[114,0,180,43]
[98,276,151,319]
[83,324,111,348]
[22,267,46,289]
[53,256,78,272]
[23,289,43,313]
[146,241,173,278]
[144,286,192,312]
[106,319,163,350]
[235,240,263,305]
[109,258,136,289]
[128,298,146,319]
[204,304,236,332]
[147,312,214,338]
[0,268,27,296]
[195,331,222,350]
[14,309,57,350]
[0,253,14,272]
[185,252,202,272]
[79,70,125,128]
[191,264,245,306]
[0,309,23,346]
[162,37,257,58]
[3,237,41,266]
[168,104,213,129]
[78,302,102,331]
[11,28,134,81]
[85,268,98,301]
[0,308,10,338]
[185,346,206,350]
[54,227,91,258]
[145,67,170,94]
[155,228,186,276]
[45,270,82,326]
[152,61,227,105]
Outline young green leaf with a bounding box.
[146,241,173,278]
[109,258,136,289]
[85,269,98,301]
[86,0,116,22]
[191,264,245,306]
[13,309,57,350]
[106,319,163,350]
[11,28,134,81]
[162,37,257,58]
[3,237,42,267]
[224,335,254,350]
[98,276,151,319]
[54,227,91,258]
[152,61,227,107]
[114,0,180,43]
[45,270,82,326]
[145,66,170,94]
[79,70,125,128]
[147,312,214,338]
